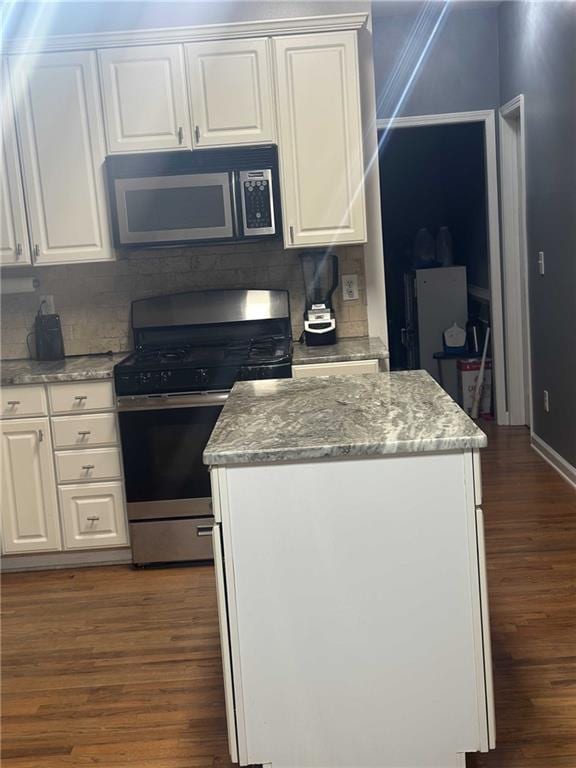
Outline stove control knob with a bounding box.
[159,370,172,385]
[196,368,209,385]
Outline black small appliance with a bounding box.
[299,250,339,346]
[34,311,65,361]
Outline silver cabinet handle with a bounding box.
[74,395,88,402]
[38,429,44,442]
[77,430,91,436]
[289,225,294,244]
[33,244,40,260]
[81,464,95,471]
[197,526,213,537]
[177,126,184,145]
[87,516,100,522]
[194,125,200,143]
[6,400,21,406]
[15,243,22,260]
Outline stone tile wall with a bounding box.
[1,242,368,359]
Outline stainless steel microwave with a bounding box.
[105,146,281,248]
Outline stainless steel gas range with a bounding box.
[114,289,292,566]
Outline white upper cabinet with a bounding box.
[186,39,274,147]
[98,44,191,152]
[0,65,30,266]
[0,417,61,554]
[273,31,366,248]
[9,51,113,265]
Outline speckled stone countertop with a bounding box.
[0,354,126,386]
[292,336,389,366]
[204,370,486,466]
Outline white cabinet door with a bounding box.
[59,482,128,549]
[0,417,61,553]
[9,51,113,265]
[0,64,30,266]
[273,32,366,248]
[98,44,190,153]
[186,39,274,147]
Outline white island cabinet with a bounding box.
[204,371,495,768]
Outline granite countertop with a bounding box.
[0,353,126,386]
[292,336,389,366]
[204,370,487,466]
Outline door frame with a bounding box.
[376,110,507,425]
[499,94,532,427]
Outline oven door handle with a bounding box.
[116,391,229,412]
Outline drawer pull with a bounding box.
[197,526,213,537]
[86,516,100,523]
[81,464,95,471]
[6,400,21,406]
[77,430,91,437]
[74,395,88,402]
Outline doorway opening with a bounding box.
[499,95,531,427]
[376,111,507,424]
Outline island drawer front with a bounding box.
[291,359,380,378]
[1,386,47,419]
[48,381,114,415]
[59,482,128,550]
[52,413,118,449]
[55,447,122,484]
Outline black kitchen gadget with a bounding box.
[34,312,65,361]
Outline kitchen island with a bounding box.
[204,371,495,768]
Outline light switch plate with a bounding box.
[342,274,359,301]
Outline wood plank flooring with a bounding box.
[2,423,576,767]
[469,423,576,768]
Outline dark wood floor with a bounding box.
[2,422,575,767]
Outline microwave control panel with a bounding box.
[239,169,276,237]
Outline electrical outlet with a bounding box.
[543,390,550,413]
[538,251,545,275]
[342,274,359,301]
[39,294,55,314]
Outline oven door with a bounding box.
[117,391,228,521]
[113,172,235,245]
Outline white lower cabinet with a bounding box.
[59,482,128,549]
[210,450,495,767]
[0,418,61,553]
[0,382,128,560]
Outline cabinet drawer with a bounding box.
[1,385,47,419]
[55,447,122,484]
[292,359,380,378]
[52,413,118,449]
[48,381,114,415]
[59,481,128,550]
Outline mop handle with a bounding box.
[471,326,491,420]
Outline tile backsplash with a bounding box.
[0,242,368,360]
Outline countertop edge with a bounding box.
[204,433,488,467]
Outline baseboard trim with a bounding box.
[1,547,132,572]
[531,434,576,490]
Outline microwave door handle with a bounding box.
[230,172,240,238]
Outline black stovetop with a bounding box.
[114,334,292,396]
